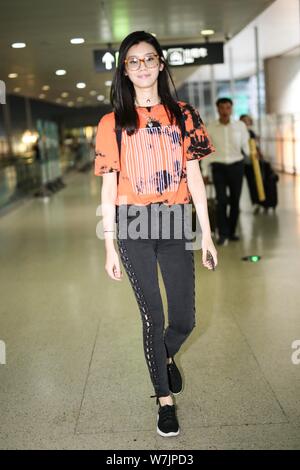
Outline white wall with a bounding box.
[188,0,300,82]
[265,55,300,114]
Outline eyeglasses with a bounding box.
[124,53,160,71]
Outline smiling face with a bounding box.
[124,41,164,89]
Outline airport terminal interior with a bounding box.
[1,0,300,450]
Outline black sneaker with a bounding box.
[167,357,183,395]
[157,402,180,437]
[229,234,240,241]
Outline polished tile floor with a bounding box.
[0,170,300,450]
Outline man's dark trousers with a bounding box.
[211,160,245,238]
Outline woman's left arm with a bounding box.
[186,160,218,270]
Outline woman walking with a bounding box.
[94,31,217,437]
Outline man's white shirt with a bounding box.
[201,118,249,177]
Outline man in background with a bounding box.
[201,98,249,246]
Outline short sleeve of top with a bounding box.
[94,113,120,176]
[182,104,215,161]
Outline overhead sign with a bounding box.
[162,42,224,67]
[101,51,116,70]
[0,80,6,104]
[93,49,118,72]
[93,42,224,72]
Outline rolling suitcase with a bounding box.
[244,162,260,205]
[259,160,279,210]
[245,158,279,210]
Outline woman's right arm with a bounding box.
[101,172,123,281]
[94,113,122,281]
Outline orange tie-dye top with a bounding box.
[94,100,215,206]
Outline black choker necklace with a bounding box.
[135,98,161,107]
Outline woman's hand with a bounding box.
[201,236,218,270]
[105,247,123,281]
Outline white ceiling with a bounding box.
[0,0,275,107]
[189,0,300,82]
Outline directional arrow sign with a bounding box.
[94,50,118,72]
[102,51,115,70]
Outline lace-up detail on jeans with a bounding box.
[116,234,160,395]
[190,249,196,328]
[150,394,159,405]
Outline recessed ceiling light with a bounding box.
[14,87,21,92]
[61,92,69,98]
[56,69,66,76]
[77,97,84,101]
[76,82,86,89]
[70,38,85,44]
[42,85,50,91]
[39,94,46,99]
[22,130,38,144]
[201,29,215,36]
[12,42,26,48]
[8,73,18,78]
[67,101,74,107]
[89,90,97,96]
[105,80,112,86]
[97,95,105,101]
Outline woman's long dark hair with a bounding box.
[110,31,183,135]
